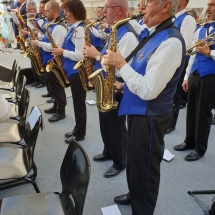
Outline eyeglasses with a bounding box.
[103,5,120,10]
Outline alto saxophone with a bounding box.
[88,14,143,112]
[24,17,45,76]
[74,16,106,91]
[45,19,70,88]
[16,3,27,51]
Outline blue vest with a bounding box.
[94,23,137,80]
[191,26,215,76]
[91,24,105,49]
[62,22,86,78]
[119,27,186,116]
[39,24,56,65]
[174,12,188,31]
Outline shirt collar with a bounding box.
[73,20,83,28]
[175,9,186,19]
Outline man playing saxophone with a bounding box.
[19,0,46,88]
[31,1,67,123]
[52,0,87,143]
[83,0,139,178]
[102,0,185,214]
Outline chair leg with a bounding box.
[24,177,40,193]
[31,162,37,180]
[188,190,215,195]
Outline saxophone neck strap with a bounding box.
[125,17,174,63]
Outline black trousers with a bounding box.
[69,73,86,137]
[31,62,45,84]
[209,201,215,215]
[45,70,66,115]
[127,113,172,215]
[184,73,215,155]
[100,95,127,170]
[171,59,189,128]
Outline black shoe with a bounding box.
[114,194,130,205]
[44,107,56,114]
[65,130,76,138]
[93,154,112,162]
[184,150,204,161]
[42,92,52,98]
[46,98,54,103]
[31,81,39,87]
[212,116,215,125]
[180,104,186,109]
[173,142,195,151]
[65,135,85,144]
[35,83,45,88]
[103,166,124,178]
[166,127,175,134]
[48,113,66,122]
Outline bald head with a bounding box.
[46,1,60,14]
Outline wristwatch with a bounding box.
[95,54,102,61]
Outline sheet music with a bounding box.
[27,19,44,35]
[101,205,122,215]
[10,12,21,25]
[86,100,96,105]
[27,106,41,130]
[163,149,176,162]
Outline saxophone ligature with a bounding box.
[186,32,215,56]
[74,16,106,91]
[88,13,143,112]
[24,16,45,75]
[45,18,70,88]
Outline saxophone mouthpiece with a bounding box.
[131,13,143,20]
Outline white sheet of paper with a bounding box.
[101,205,122,215]
[27,106,41,130]
[86,100,96,105]
[1,94,12,99]
[163,149,176,162]
[10,12,21,25]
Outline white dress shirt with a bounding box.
[0,94,11,123]
[118,25,183,100]
[63,21,85,61]
[101,25,139,76]
[184,26,215,81]
[175,9,196,49]
[90,26,109,40]
[38,24,67,51]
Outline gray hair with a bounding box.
[26,0,37,10]
[160,0,178,16]
[111,0,128,13]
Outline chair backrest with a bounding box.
[16,74,26,102]
[18,88,30,126]
[11,60,18,85]
[60,141,91,215]
[13,66,20,89]
[25,106,43,169]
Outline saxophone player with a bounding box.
[103,0,185,214]
[52,0,87,142]
[31,1,67,123]
[19,0,46,88]
[83,0,139,178]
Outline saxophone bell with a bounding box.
[46,60,54,72]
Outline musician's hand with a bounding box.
[52,47,64,57]
[103,49,126,70]
[196,42,211,56]
[31,39,39,47]
[85,18,91,25]
[83,45,100,59]
[182,80,188,92]
[100,21,108,29]
[20,29,28,36]
[11,9,18,12]
[114,81,124,93]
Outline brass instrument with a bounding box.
[196,18,207,25]
[186,32,215,56]
[45,18,70,88]
[88,13,143,112]
[74,16,106,91]
[24,17,44,76]
[16,3,27,51]
[0,11,4,16]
